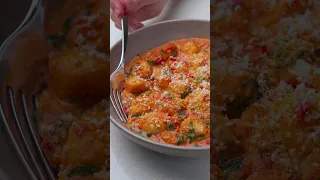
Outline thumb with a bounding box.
[128,16,144,32]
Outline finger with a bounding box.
[111,9,121,30]
[135,0,167,21]
[128,16,144,31]
[110,0,125,26]
[113,16,144,32]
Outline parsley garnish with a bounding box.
[68,97,81,104]
[167,123,176,131]
[67,165,98,177]
[160,49,165,55]
[189,121,193,127]
[178,110,186,121]
[185,130,204,143]
[146,132,152,137]
[86,3,94,10]
[172,49,178,57]
[181,87,192,99]
[219,157,243,176]
[47,16,74,48]
[131,114,141,118]
[176,134,185,145]
[125,66,134,77]
[147,60,155,66]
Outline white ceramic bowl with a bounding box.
[110,19,210,158]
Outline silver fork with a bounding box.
[110,15,129,123]
[0,0,56,179]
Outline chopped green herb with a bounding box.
[195,76,205,85]
[204,120,210,127]
[125,66,134,77]
[67,165,98,177]
[146,132,152,137]
[314,48,320,57]
[181,87,192,99]
[189,121,193,127]
[172,49,178,57]
[160,49,165,55]
[178,110,186,121]
[47,16,74,48]
[136,53,140,56]
[86,3,94,10]
[176,134,185,145]
[147,60,155,66]
[167,123,176,131]
[185,130,204,143]
[68,97,81,104]
[131,114,141,118]
[219,157,243,175]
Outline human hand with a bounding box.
[110,0,167,32]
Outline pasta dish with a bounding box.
[37,0,109,179]
[211,0,319,179]
[121,38,210,147]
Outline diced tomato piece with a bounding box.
[205,139,210,145]
[43,140,53,150]
[284,80,297,88]
[155,58,165,65]
[261,45,268,54]
[296,102,313,121]
[164,46,176,53]
[169,57,177,61]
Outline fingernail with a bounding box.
[114,8,124,19]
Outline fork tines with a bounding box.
[0,84,56,180]
[110,86,128,123]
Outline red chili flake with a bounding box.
[155,58,165,65]
[189,75,194,79]
[203,94,208,100]
[165,46,176,53]
[169,57,177,61]
[296,102,313,121]
[77,124,90,136]
[264,156,273,165]
[174,122,180,127]
[77,26,92,37]
[75,18,88,25]
[199,85,204,89]
[284,80,297,88]
[231,0,241,9]
[92,14,104,29]
[261,45,268,54]
[43,140,52,150]
[305,83,315,89]
[205,139,210,145]
[291,0,299,6]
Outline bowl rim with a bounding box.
[110,19,210,151]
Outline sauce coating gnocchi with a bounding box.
[122,38,210,147]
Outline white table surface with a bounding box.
[110,1,210,179]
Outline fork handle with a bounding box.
[117,15,128,71]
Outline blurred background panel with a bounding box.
[0,0,32,44]
[0,1,32,180]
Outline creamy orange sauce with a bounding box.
[121,38,210,147]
